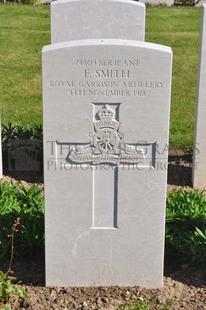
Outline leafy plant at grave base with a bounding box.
[2,123,42,143]
[0,181,44,260]
[0,268,27,310]
[1,123,43,172]
[0,218,27,309]
[165,189,206,268]
[16,185,44,258]
[0,182,20,258]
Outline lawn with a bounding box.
[0,4,201,149]
[0,4,50,125]
[146,6,201,148]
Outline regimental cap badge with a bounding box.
[67,104,145,165]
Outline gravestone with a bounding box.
[51,0,145,43]
[43,39,172,288]
[193,4,206,189]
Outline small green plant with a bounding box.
[165,189,206,268]
[0,304,12,310]
[0,271,26,310]
[0,218,27,309]
[119,297,172,310]
[119,300,148,310]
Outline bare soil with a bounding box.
[1,154,206,309]
[3,264,206,310]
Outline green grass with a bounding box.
[146,7,201,148]
[0,3,50,125]
[0,5,202,148]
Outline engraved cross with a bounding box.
[57,104,154,229]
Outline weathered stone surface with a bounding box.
[51,0,145,43]
[43,39,172,288]
[193,4,206,189]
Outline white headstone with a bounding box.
[193,4,206,189]
[51,0,145,43]
[0,119,2,179]
[43,39,172,288]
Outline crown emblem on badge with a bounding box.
[97,104,115,120]
[94,105,119,131]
